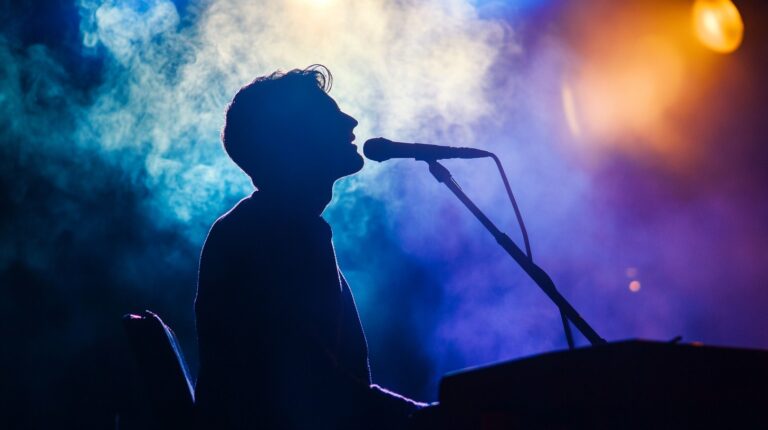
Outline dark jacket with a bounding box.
[194,192,419,429]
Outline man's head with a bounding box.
[222,65,363,193]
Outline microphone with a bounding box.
[363,137,491,162]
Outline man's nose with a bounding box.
[343,112,358,129]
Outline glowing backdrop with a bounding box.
[2,0,767,427]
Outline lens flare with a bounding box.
[561,82,581,137]
[692,0,744,54]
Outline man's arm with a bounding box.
[265,302,423,430]
[255,241,424,429]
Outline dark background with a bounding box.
[2,0,767,428]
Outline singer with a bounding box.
[194,65,425,430]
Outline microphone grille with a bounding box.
[362,137,391,162]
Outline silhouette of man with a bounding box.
[194,65,424,430]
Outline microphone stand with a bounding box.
[424,159,606,347]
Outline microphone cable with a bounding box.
[480,152,576,349]
[490,153,532,260]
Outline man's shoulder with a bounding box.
[201,194,259,249]
[213,194,260,230]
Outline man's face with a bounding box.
[293,88,364,182]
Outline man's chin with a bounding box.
[323,152,365,184]
[337,152,365,178]
[350,152,365,173]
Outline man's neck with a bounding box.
[255,184,333,218]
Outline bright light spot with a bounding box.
[561,82,581,137]
[692,0,744,54]
[629,280,641,292]
[292,0,335,12]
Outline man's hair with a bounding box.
[221,64,333,186]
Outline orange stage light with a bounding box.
[692,0,744,54]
